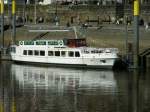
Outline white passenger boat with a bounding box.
[10,39,118,68]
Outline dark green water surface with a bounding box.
[0,61,150,112]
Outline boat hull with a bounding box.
[13,60,114,69]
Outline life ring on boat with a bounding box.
[58,40,63,46]
[20,41,23,45]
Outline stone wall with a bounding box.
[4,4,150,25]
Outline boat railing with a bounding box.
[18,40,65,47]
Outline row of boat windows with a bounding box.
[23,50,80,57]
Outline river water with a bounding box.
[0,61,150,112]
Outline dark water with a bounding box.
[0,61,150,112]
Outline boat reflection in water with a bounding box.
[11,64,117,93]
[9,64,119,112]
[0,63,148,112]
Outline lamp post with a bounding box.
[133,0,140,68]
[23,0,26,24]
[34,0,37,24]
[12,0,16,44]
[55,0,59,26]
[125,16,128,56]
[0,0,4,47]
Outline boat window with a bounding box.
[84,50,89,54]
[55,51,60,56]
[100,60,106,63]
[98,50,103,53]
[23,50,27,55]
[95,50,99,53]
[68,51,74,57]
[91,50,99,53]
[61,51,66,57]
[75,51,80,57]
[40,51,45,56]
[91,51,95,53]
[28,50,33,55]
[48,51,54,56]
[34,50,39,56]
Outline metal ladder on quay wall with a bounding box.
[139,48,150,68]
[0,48,12,61]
